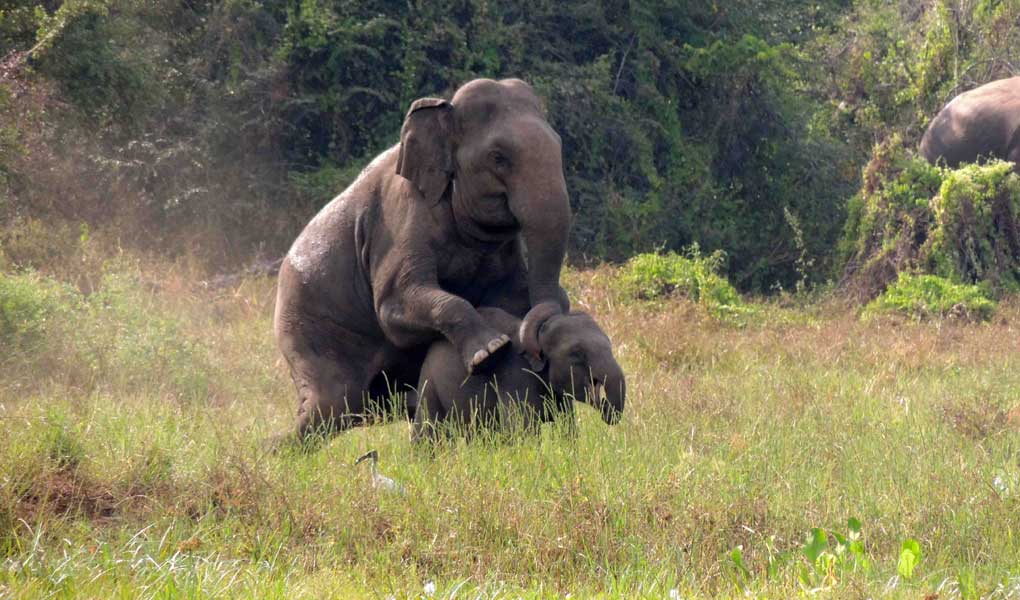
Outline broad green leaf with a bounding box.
[848,517,862,539]
[831,531,848,555]
[730,547,751,580]
[898,539,921,580]
[802,528,828,564]
[849,540,865,557]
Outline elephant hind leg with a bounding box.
[285,352,372,442]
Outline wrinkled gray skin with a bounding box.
[274,79,572,440]
[920,77,1020,169]
[413,306,625,442]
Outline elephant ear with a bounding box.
[396,97,453,203]
[518,301,563,369]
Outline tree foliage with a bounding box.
[2,0,1020,291]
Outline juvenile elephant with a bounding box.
[920,77,1020,169]
[274,78,572,440]
[412,305,625,442]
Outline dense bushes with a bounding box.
[829,0,1020,303]
[4,1,1020,294]
[0,0,860,290]
[927,161,1020,289]
[840,136,945,300]
[811,0,1020,162]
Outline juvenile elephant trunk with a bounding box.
[514,183,572,357]
[601,367,626,425]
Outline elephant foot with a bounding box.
[466,333,511,374]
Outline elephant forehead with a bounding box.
[452,79,543,122]
[544,314,611,348]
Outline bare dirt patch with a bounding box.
[14,466,118,523]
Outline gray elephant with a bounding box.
[920,76,1020,169]
[274,78,572,440]
[412,304,625,442]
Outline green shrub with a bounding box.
[0,270,80,356]
[0,265,213,401]
[864,273,996,321]
[838,136,943,299]
[617,247,746,317]
[925,161,1020,290]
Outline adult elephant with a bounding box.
[920,76,1020,169]
[274,78,571,440]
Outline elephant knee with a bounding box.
[377,300,426,348]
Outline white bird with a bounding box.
[354,450,406,495]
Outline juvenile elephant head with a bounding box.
[535,309,625,424]
[396,78,571,355]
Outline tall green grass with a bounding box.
[2,257,1020,597]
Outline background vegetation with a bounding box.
[4,0,1018,291]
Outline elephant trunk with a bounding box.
[598,363,626,425]
[513,180,572,358]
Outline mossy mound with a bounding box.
[841,135,1020,301]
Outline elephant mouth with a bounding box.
[452,196,519,245]
[473,195,519,234]
[478,220,520,236]
[465,217,520,243]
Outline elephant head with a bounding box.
[396,78,571,356]
[536,309,625,424]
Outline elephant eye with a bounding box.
[489,150,511,168]
[569,348,586,364]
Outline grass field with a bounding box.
[2,258,1020,598]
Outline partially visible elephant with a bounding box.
[412,305,625,442]
[920,77,1020,169]
[274,78,572,440]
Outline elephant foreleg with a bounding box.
[378,285,510,373]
